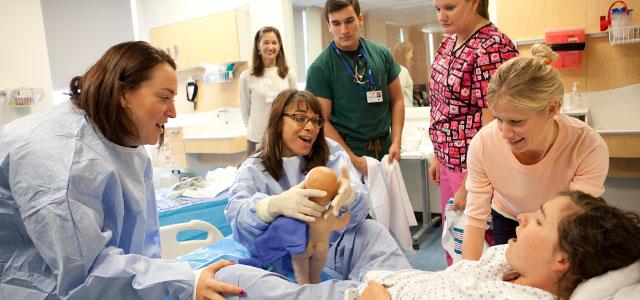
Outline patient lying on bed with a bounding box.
[352,191,640,300]
[210,190,639,299]
[292,166,350,284]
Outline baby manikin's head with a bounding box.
[304,166,339,206]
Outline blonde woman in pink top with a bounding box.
[460,44,609,260]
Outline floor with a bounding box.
[403,223,448,272]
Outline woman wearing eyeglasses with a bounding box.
[226,89,410,282]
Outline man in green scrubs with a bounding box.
[306,0,405,174]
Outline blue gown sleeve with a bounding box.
[225,159,275,255]
[8,140,195,299]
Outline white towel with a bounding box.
[364,156,417,250]
[364,157,390,229]
[182,167,237,199]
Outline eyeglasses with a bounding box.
[282,113,325,128]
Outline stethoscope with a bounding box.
[331,40,377,91]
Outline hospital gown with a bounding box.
[0,102,194,299]
[357,244,556,299]
[226,138,410,284]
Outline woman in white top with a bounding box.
[392,42,414,107]
[240,26,297,155]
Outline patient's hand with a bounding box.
[196,260,244,300]
[360,280,391,300]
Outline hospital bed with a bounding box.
[156,178,640,299]
[160,220,223,258]
[156,186,231,258]
[156,185,327,282]
[165,223,329,283]
[163,217,640,299]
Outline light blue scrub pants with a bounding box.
[214,220,410,299]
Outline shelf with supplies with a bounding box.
[609,25,640,45]
[601,1,639,45]
[0,87,44,108]
[176,61,247,84]
[514,31,608,46]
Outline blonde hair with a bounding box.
[487,44,564,111]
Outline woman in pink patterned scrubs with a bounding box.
[428,0,518,265]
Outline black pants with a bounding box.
[491,209,519,245]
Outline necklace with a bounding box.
[534,121,557,164]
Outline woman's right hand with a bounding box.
[428,159,440,185]
[352,156,368,175]
[196,260,244,300]
[255,183,326,223]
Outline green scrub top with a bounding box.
[306,38,400,158]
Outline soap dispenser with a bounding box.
[570,82,585,110]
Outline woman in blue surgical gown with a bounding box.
[0,41,242,299]
[224,89,410,298]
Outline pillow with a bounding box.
[570,260,640,300]
[613,284,640,300]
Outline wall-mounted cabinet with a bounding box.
[150,10,240,69]
[497,0,587,41]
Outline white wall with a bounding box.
[41,0,135,90]
[293,7,306,81]
[488,0,498,24]
[0,0,53,126]
[586,83,640,131]
[305,6,325,66]
[236,5,252,62]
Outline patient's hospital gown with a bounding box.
[210,244,555,299]
[0,102,194,299]
[358,244,555,299]
[226,138,410,285]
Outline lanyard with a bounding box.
[331,40,377,90]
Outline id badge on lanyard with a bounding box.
[366,90,383,103]
[332,41,382,103]
[260,77,277,103]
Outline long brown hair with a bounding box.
[251,26,289,78]
[69,41,175,146]
[260,89,329,180]
[556,191,640,299]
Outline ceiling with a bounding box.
[291,0,438,27]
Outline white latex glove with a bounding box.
[331,166,356,216]
[256,182,326,223]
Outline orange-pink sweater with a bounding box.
[464,114,609,228]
